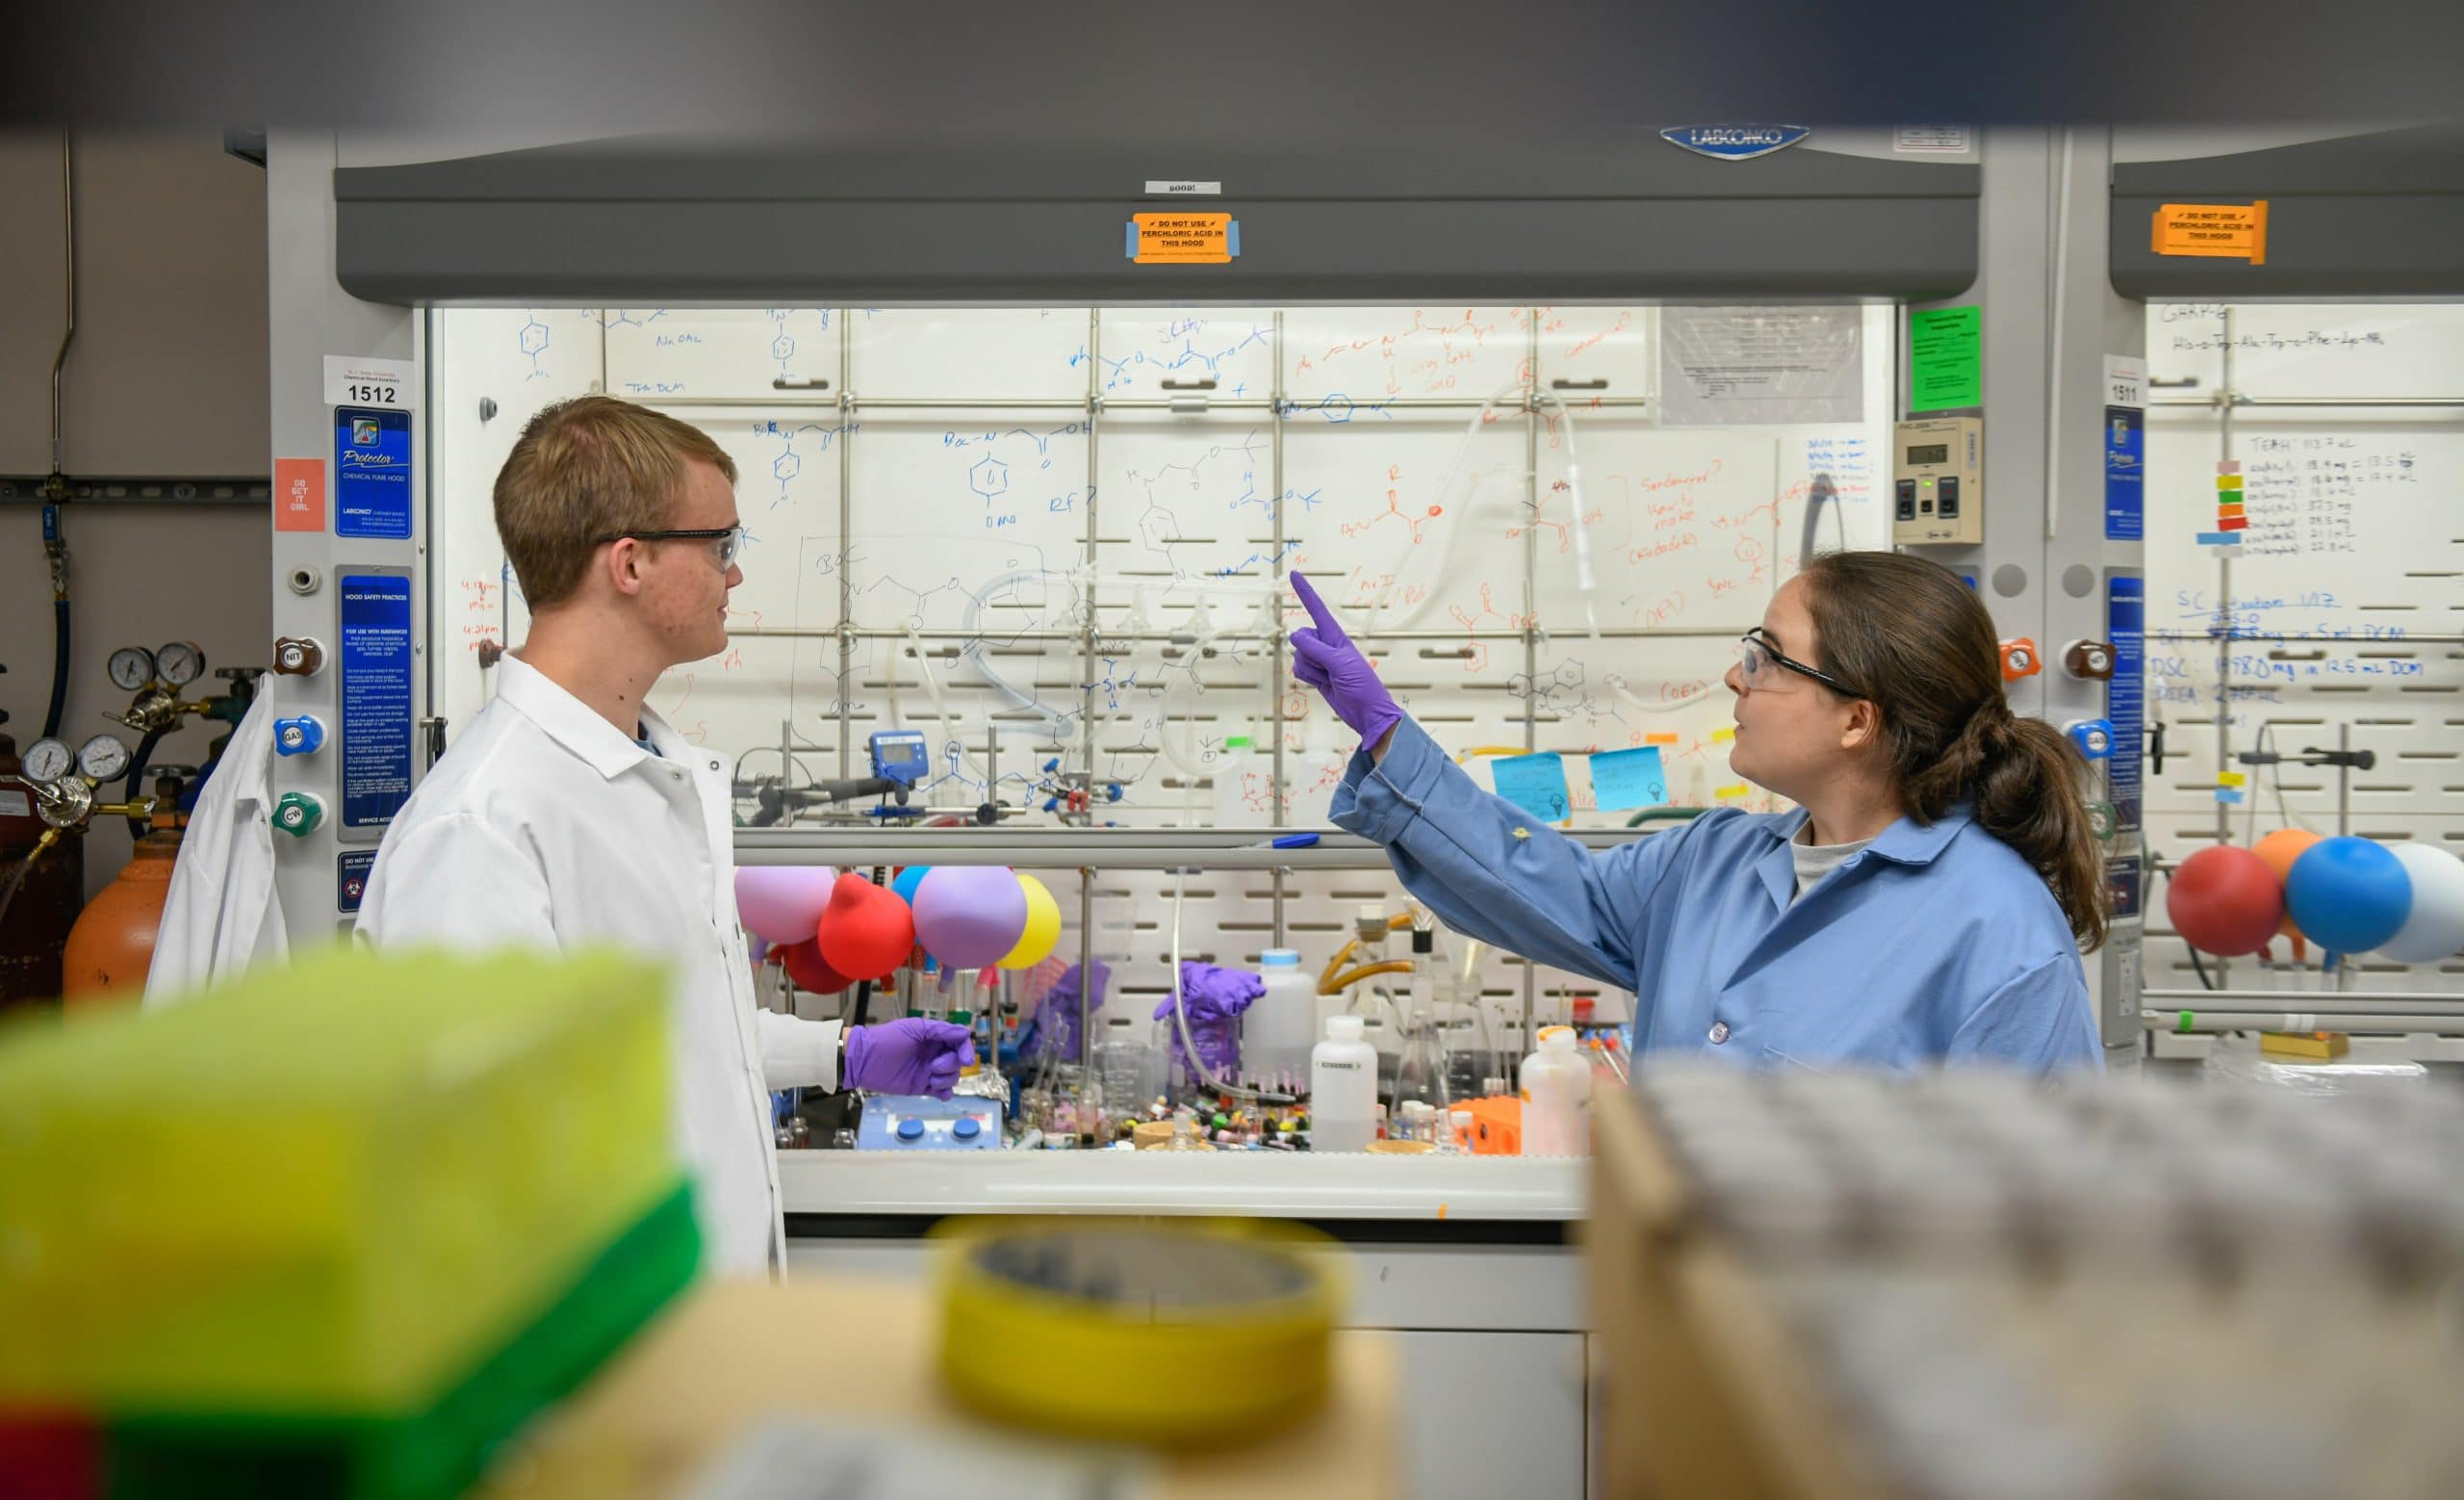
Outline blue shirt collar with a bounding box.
[1765,803,1974,867]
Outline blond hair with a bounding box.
[493,396,738,608]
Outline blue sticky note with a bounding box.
[1490,753,1571,821]
[1590,746,1670,812]
[2214,787,2245,805]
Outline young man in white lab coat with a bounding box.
[356,397,968,1277]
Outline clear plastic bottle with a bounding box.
[1309,1014,1378,1152]
[1520,1024,1594,1156]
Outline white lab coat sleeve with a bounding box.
[753,1011,844,1093]
[355,812,559,955]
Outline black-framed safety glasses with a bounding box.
[1735,629,1861,697]
[591,525,745,569]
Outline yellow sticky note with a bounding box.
[1714,783,1749,800]
[1710,727,1736,743]
[2218,771,2246,788]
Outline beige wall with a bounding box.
[1,130,274,896]
[0,129,270,475]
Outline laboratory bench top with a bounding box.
[778,1149,1587,1223]
[477,1275,1398,1499]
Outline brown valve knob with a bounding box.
[2063,639,2117,680]
[272,636,326,677]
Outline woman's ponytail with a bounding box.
[1967,711,2108,951]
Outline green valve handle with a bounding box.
[272,790,326,839]
[2177,1010,2195,1033]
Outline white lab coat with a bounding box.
[146,689,288,1006]
[354,653,840,1277]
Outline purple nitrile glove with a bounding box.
[1153,961,1265,1077]
[1032,960,1110,1061]
[1288,572,1403,748]
[844,1018,976,1099]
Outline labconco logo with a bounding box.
[1660,125,1811,161]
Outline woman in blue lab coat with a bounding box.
[1287,555,2105,1073]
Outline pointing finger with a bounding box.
[1288,571,1348,646]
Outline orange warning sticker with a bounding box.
[1131,212,1235,265]
[273,457,325,533]
[2152,201,2269,264]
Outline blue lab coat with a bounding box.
[1329,719,2103,1073]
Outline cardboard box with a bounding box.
[1589,1092,1891,1500]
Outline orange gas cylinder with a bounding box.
[61,827,180,1009]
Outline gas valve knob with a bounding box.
[2065,717,2116,761]
[272,790,326,838]
[1998,637,2042,683]
[273,715,327,757]
[2063,639,2118,680]
[272,636,326,678]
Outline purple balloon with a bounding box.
[733,865,836,944]
[912,866,1029,970]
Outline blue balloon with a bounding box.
[891,866,931,906]
[2284,837,2413,955]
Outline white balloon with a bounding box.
[2376,843,2464,964]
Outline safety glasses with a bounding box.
[593,524,745,570]
[1735,629,1861,697]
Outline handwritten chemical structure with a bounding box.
[432,304,1907,827]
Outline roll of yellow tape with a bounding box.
[934,1217,1344,1445]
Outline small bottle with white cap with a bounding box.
[1309,1014,1378,1152]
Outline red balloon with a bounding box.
[2165,845,2285,957]
[816,871,915,982]
[777,938,853,996]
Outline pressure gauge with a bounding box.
[21,737,72,785]
[108,646,158,691]
[78,734,133,782]
[156,640,206,687]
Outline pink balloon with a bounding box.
[733,865,836,944]
[912,866,1029,970]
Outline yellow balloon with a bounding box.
[996,873,1062,970]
